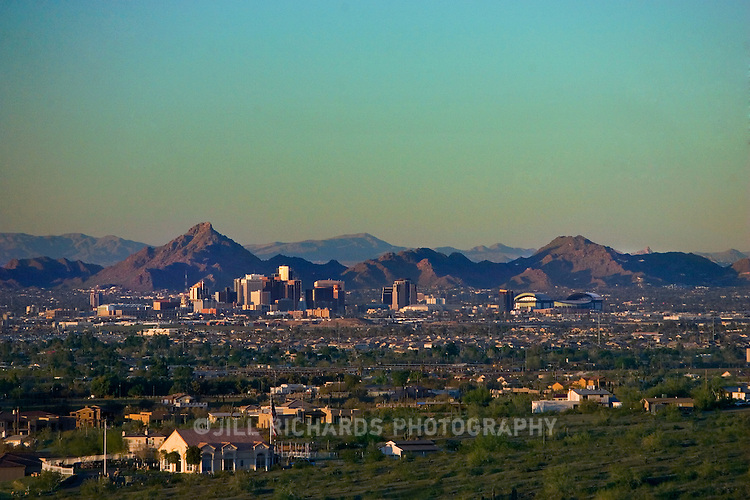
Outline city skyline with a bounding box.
[1,1,748,253]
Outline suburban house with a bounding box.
[568,388,620,406]
[122,430,167,453]
[571,377,603,389]
[532,388,620,413]
[3,435,35,448]
[158,428,271,473]
[161,393,208,409]
[208,412,245,424]
[125,409,169,426]
[722,386,750,401]
[0,411,74,438]
[250,402,305,433]
[380,440,440,458]
[270,384,316,397]
[70,406,102,428]
[249,401,362,432]
[0,453,42,482]
[320,407,361,425]
[491,387,541,398]
[642,397,695,413]
[532,400,578,413]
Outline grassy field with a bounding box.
[5,407,750,499]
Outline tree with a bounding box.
[343,373,360,390]
[185,445,202,468]
[464,387,492,406]
[391,370,409,388]
[165,451,180,465]
[90,374,114,398]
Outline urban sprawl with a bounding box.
[0,264,749,498]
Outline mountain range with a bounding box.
[245,233,405,266]
[0,257,102,288]
[0,224,747,291]
[245,234,534,265]
[0,232,147,266]
[85,223,346,292]
[696,249,749,267]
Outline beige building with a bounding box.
[642,397,695,413]
[159,429,270,473]
[0,453,41,482]
[125,409,169,426]
[70,406,102,429]
[122,430,167,453]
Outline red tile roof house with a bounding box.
[158,429,271,473]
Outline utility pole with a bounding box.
[103,419,107,478]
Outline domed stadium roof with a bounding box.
[514,292,553,302]
[565,292,603,302]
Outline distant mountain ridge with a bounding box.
[0,232,147,266]
[0,257,102,288]
[245,233,405,266]
[696,249,748,267]
[341,248,514,289]
[342,235,741,290]
[246,234,534,264]
[434,243,536,263]
[0,224,746,292]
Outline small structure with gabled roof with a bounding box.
[379,440,439,458]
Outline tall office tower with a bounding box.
[311,280,346,312]
[233,267,301,311]
[234,277,242,304]
[189,281,209,301]
[391,279,417,311]
[382,286,393,307]
[277,265,293,282]
[214,287,237,304]
[498,289,515,314]
[234,274,265,307]
[90,290,103,309]
[284,279,302,305]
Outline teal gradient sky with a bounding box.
[1,1,748,252]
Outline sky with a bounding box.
[1,1,748,253]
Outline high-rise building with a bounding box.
[90,290,103,309]
[189,281,209,301]
[284,279,302,307]
[277,265,293,282]
[382,286,393,307]
[391,279,417,311]
[308,280,345,312]
[233,266,302,311]
[234,274,265,307]
[214,287,237,304]
[498,289,514,313]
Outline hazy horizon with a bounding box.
[2,2,748,253]
[1,223,747,257]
